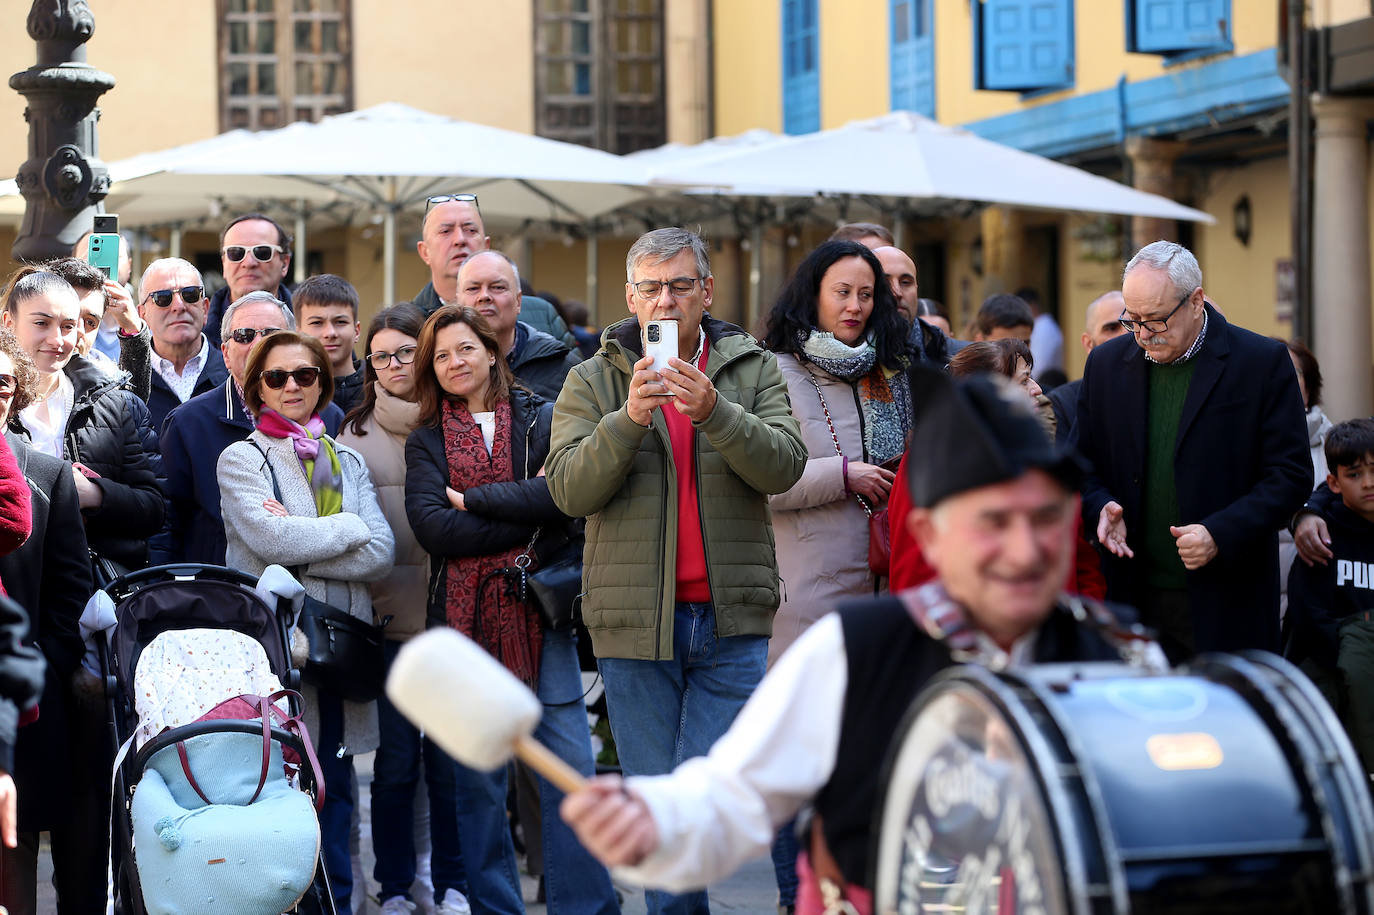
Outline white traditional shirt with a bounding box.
[619,612,1038,893]
[152,334,209,404]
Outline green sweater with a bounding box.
[1142,359,1197,589]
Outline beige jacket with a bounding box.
[767,354,879,667]
[338,384,429,641]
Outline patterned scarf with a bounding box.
[798,329,912,466]
[255,408,343,517]
[440,398,542,685]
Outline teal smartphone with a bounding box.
[87,214,119,280]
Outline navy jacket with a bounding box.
[1072,305,1312,654]
[146,339,230,436]
[153,379,344,566]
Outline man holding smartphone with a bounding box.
[547,227,806,915]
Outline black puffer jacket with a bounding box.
[404,388,571,627]
[509,323,580,402]
[62,356,165,568]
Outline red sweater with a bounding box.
[887,450,1106,599]
[661,340,712,603]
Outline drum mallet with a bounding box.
[385,627,586,794]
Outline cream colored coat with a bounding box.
[218,429,394,756]
[767,354,879,667]
[338,384,430,642]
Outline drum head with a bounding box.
[872,674,1067,915]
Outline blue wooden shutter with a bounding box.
[891,0,935,117]
[1129,0,1230,54]
[782,0,820,134]
[975,0,1074,92]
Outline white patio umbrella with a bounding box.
[647,111,1213,223]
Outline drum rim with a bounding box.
[870,663,1119,915]
[1194,651,1374,914]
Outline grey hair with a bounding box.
[1123,241,1202,300]
[4,271,75,314]
[220,290,296,343]
[138,257,202,301]
[459,250,521,289]
[625,227,711,283]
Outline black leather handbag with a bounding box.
[251,441,390,703]
[296,594,388,702]
[516,533,583,632]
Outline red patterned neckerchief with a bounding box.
[441,397,542,684]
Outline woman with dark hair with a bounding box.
[405,305,616,915]
[761,240,914,911]
[217,330,394,915]
[338,302,460,913]
[0,322,92,915]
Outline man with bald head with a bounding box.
[872,244,958,366]
[414,195,577,348]
[137,257,229,433]
[1046,290,1127,444]
[456,250,580,400]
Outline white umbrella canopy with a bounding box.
[647,111,1214,224]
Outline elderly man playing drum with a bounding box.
[561,368,1158,914]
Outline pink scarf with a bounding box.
[256,408,343,516]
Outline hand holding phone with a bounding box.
[644,320,678,377]
[86,214,120,281]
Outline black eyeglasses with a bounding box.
[260,367,322,390]
[0,374,15,395]
[143,286,205,308]
[222,244,284,263]
[229,326,282,345]
[631,276,704,301]
[424,193,479,215]
[1119,288,1196,335]
[367,345,418,370]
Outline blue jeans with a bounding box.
[372,641,464,904]
[317,691,354,915]
[771,819,800,907]
[598,602,769,915]
[533,627,619,914]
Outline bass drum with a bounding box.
[871,651,1374,914]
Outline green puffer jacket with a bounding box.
[547,315,806,660]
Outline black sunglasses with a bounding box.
[143,286,205,308]
[0,374,15,395]
[424,193,479,215]
[260,367,322,390]
[222,244,284,263]
[229,326,282,345]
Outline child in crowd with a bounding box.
[1289,417,1374,773]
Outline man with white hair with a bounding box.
[1072,240,1310,662]
[137,257,228,433]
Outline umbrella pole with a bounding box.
[383,176,398,304]
[585,233,599,323]
[294,203,307,285]
[748,224,763,330]
[169,226,182,259]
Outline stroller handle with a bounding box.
[103,563,262,601]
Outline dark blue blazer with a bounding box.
[152,379,343,566]
[146,340,230,437]
[1072,305,1312,653]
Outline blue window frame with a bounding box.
[782,0,820,134]
[1126,0,1231,57]
[973,0,1074,94]
[891,0,935,117]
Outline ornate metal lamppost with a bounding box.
[10,0,114,262]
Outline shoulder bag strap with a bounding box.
[801,367,873,520]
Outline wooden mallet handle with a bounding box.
[514,735,587,794]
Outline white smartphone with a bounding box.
[645,319,679,376]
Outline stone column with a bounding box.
[1311,95,1374,422]
[1124,137,1185,253]
[980,205,1023,298]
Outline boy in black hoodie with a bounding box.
[1289,417,1374,772]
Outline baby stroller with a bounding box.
[95,563,338,915]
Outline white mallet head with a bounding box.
[386,628,542,771]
